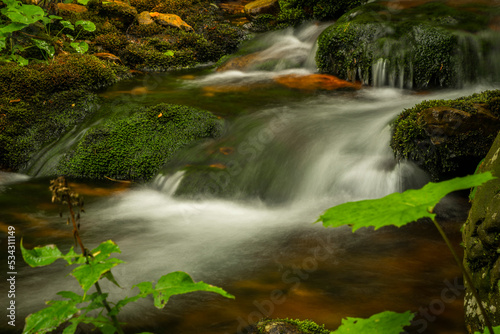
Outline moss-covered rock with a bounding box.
[462,132,500,333]
[244,0,280,19]
[316,1,500,88]
[391,90,500,180]
[0,90,99,171]
[243,318,331,334]
[0,54,128,100]
[57,103,223,181]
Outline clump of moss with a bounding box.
[57,103,223,180]
[391,90,500,180]
[248,318,331,334]
[94,33,130,53]
[0,54,127,99]
[0,90,99,171]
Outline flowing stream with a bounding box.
[1,23,499,334]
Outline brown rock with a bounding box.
[137,11,154,25]
[154,13,193,32]
[274,74,362,91]
[57,3,88,14]
[417,106,500,145]
[217,52,260,71]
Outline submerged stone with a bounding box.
[274,74,361,90]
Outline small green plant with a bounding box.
[0,0,96,65]
[317,172,498,334]
[21,177,234,333]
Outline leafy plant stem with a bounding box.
[63,179,125,334]
[94,281,124,334]
[431,218,494,334]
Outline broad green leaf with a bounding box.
[71,41,89,54]
[111,272,234,316]
[49,15,63,20]
[12,54,28,66]
[63,315,115,334]
[164,50,174,56]
[32,38,55,58]
[75,20,96,32]
[60,20,75,31]
[56,291,83,303]
[77,0,91,5]
[0,22,27,34]
[3,3,45,25]
[152,271,235,308]
[23,300,79,334]
[21,241,63,267]
[318,172,495,231]
[71,257,124,292]
[333,310,414,334]
[0,37,6,51]
[90,240,121,262]
[475,325,500,334]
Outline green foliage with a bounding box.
[0,0,97,65]
[333,311,414,333]
[475,326,500,334]
[21,178,234,334]
[57,103,223,180]
[318,172,495,231]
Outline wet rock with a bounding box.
[56,3,87,14]
[391,90,500,180]
[154,13,194,32]
[244,0,280,19]
[316,1,500,88]
[463,130,500,332]
[417,106,500,145]
[100,0,138,27]
[274,74,361,91]
[137,11,154,25]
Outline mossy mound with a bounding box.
[391,90,500,180]
[0,90,99,171]
[57,103,223,181]
[316,1,500,88]
[0,54,128,100]
[244,318,331,334]
[462,132,500,332]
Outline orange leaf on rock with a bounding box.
[274,74,361,91]
[209,163,226,169]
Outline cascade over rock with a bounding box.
[316,1,500,88]
[463,131,500,333]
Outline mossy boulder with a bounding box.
[462,132,500,333]
[0,90,99,171]
[391,90,500,180]
[316,1,500,88]
[0,54,128,99]
[243,318,331,334]
[57,103,223,181]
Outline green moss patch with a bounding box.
[57,103,223,181]
[0,90,99,171]
[0,54,128,100]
